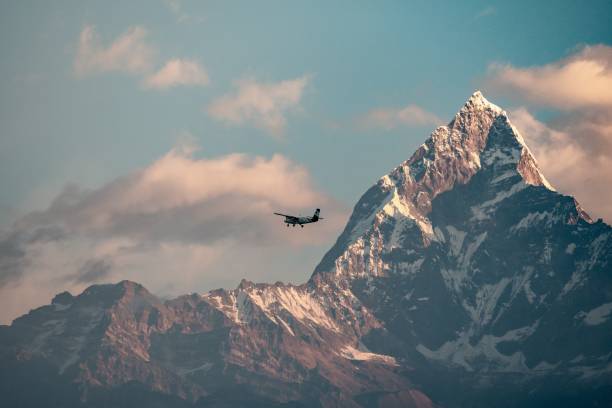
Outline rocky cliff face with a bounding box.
[1,92,610,408]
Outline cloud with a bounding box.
[208,76,309,136]
[163,0,204,23]
[474,6,496,19]
[143,59,209,89]
[0,142,347,323]
[486,45,612,110]
[73,259,112,284]
[0,226,65,287]
[164,0,187,21]
[74,26,207,90]
[509,107,612,223]
[74,25,157,76]
[357,104,443,130]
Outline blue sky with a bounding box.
[2,0,610,216]
[1,0,611,322]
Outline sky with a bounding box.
[1,0,611,323]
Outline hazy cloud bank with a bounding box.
[0,143,346,323]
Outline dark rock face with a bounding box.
[1,92,610,407]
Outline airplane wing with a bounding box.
[274,212,298,220]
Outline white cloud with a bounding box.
[358,104,443,130]
[163,0,204,23]
[0,143,347,323]
[143,59,209,89]
[164,0,186,20]
[474,6,496,19]
[486,45,612,110]
[74,25,157,76]
[74,26,211,90]
[208,76,309,136]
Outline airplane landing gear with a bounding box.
[300,225,304,228]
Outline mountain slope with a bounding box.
[0,279,432,407]
[1,92,610,408]
[312,91,611,405]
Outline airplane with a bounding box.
[274,208,323,228]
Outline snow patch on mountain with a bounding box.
[206,285,342,332]
[399,258,425,276]
[416,322,540,373]
[561,270,586,298]
[445,226,467,256]
[470,182,528,221]
[27,319,66,354]
[54,303,72,312]
[439,232,489,292]
[340,343,397,365]
[511,211,554,233]
[464,278,512,326]
[382,188,434,243]
[583,302,612,326]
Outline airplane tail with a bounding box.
[312,208,321,221]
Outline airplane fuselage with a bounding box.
[284,216,315,225]
[274,209,322,228]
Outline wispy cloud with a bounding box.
[164,0,187,21]
[486,45,612,110]
[72,258,112,284]
[74,25,157,76]
[143,59,209,89]
[474,6,496,20]
[163,0,204,23]
[0,141,346,323]
[208,76,309,136]
[357,104,443,130]
[74,25,209,90]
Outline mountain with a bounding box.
[1,92,610,407]
[312,92,612,406]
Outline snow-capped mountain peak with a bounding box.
[315,91,591,279]
[459,90,502,114]
[309,92,610,406]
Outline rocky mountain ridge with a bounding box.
[1,92,610,407]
